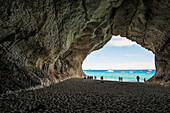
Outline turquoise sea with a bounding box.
[83,70,156,82]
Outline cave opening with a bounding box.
[82,35,156,82]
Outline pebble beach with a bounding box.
[0,78,170,112]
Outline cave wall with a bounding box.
[0,0,169,93]
[112,0,170,87]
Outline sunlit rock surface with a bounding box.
[0,0,169,93]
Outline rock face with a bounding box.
[0,0,170,93]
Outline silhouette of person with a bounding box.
[101,76,103,80]
[95,76,97,79]
[136,76,140,82]
[144,78,146,82]
[119,77,121,81]
[121,77,123,82]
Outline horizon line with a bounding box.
[83,69,156,70]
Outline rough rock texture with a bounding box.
[0,0,170,93]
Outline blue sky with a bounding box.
[82,35,155,70]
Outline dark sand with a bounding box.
[0,78,170,113]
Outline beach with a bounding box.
[83,70,156,82]
[0,78,170,112]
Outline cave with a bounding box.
[0,0,170,94]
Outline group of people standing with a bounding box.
[85,75,146,82]
[85,76,101,80]
[118,76,146,82]
[136,76,146,82]
[118,77,123,82]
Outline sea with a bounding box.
[83,70,156,82]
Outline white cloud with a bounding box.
[106,35,137,47]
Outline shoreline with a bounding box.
[90,78,146,83]
[83,70,155,84]
[83,69,156,71]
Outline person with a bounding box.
[136,76,140,82]
[94,76,97,79]
[101,76,103,80]
[121,77,123,82]
[144,78,146,82]
[118,77,121,81]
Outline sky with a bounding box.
[82,35,155,70]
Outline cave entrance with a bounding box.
[82,35,156,82]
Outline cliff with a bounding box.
[0,0,170,93]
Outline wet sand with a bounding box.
[0,78,170,112]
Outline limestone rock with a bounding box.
[0,0,170,93]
